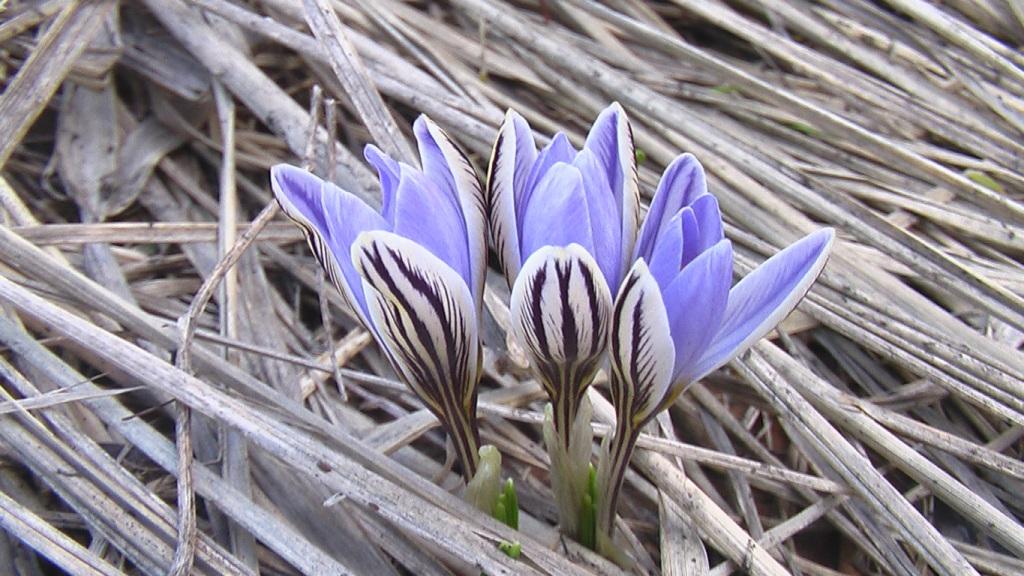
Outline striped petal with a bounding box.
[609,260,675,430]
[691,228,835,381]
[352,230,481,477]
[509,244,612,438]
[414,116,488,313]
[486,109,534,285]
[270,164,387,322]
[584,103,640,280]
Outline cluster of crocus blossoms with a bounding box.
[271,103,834,558]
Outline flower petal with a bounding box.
[270,164,387,321]
[391,164,470,284]
[691,229,835,381]
[635,153,706,262]
[510,244,612,433]
[414,116,487,308]
[364,144,400,225]
[679,207,702,270]
[609,259,675,429]
[519,163,595,259]
[486,110,535,284]
[519,132,576,231]
[645,211,684,291]
[573,149,621,289]
[691,193,724,253]
[661,239,733,385]
[352,230,481,475]
[584,103,640,276]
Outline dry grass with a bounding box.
[0,1,1022,575]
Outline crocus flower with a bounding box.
[487,103,639,440]
[270,115,487,481]
[598,153,834,545]
[486,104,639,540]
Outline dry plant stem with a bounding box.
[0,0,71,44]
[0,317,356,574]
[0,0,115,170]
[0,489,121,576]
[567,0,1024,223]
[883,0,1024,83]
[167,399,196,576]
[0,358,252,575]
[658,491,708,576]
[212,78,259,570]
[169,187,277,576]
[141,0,376,194]
[757,342,1024,558]
[303,0,416,163]
[735,349,978,576]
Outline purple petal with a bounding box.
[691,194,723,254]
[573,149,620,289]
[518,132,576,232]
[415,115,488,312]
[413,116,460,204]
[364,144,400,225]
[270,164,388,320]
[635,154,707,262]
[660,239,733,383]
[645,212,684,291]
[583,103,639,274]
[679,208,701,269]
[391,164,471,285]
[507,110,538,200]
[519,163,595,259]
[691,229,835,381]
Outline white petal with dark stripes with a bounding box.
[509,244,612,436]
[609,260,675,429]
[485,110,528,285]
[352,230,481,474]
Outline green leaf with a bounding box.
[635,148,647,165]
[499,478,519,530]
[964,169,1004,193]
[578,464,598,550]
[498,540,521,559]
[465,445,502,514]
[786,121,819,136]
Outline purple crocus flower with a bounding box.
[270,115,486,480]
[487,103,640,442]
[486,103,640,540]
[596,153,834,545]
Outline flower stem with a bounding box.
[596,419,641,547]
[440,405,481,482]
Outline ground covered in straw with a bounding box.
[0,1,1023,575]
